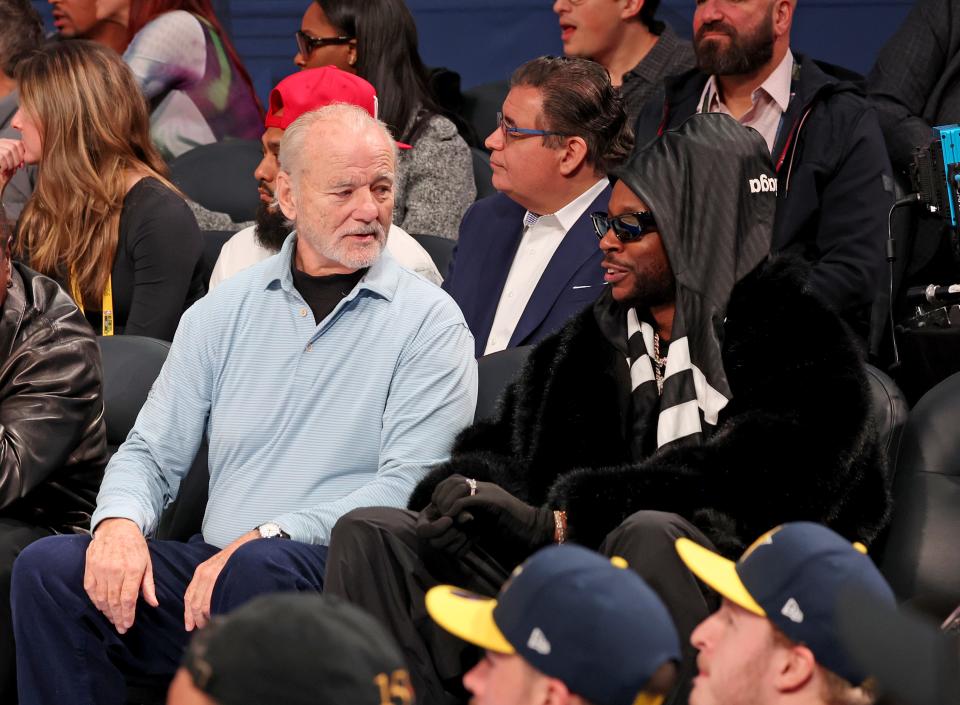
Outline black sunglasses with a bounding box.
[590,210,658,242]
[295,30,354,57]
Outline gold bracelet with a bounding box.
[554,510,567,544]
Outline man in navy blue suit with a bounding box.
[444,56,634,357]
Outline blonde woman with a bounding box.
[0,40,204,341]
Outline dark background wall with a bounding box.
[31,0,915,103]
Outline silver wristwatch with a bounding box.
[256,522,291,539]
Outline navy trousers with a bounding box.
[11,534,328,705]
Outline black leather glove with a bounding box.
[433,474,554,549]
[430,474,473,515]
[415,504,475,557]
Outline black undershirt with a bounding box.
[291,263,367,324]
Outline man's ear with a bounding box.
[544,676,575,705]
[557,136,590,177]
[621,0,645,22]
[774,643,817,693]
[276,170,298,223]
[773,0,795,38]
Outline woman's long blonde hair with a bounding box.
[15,40,174,308]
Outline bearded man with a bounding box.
[10,104,477,705]
[324,113,891,705]
[634,0,893,340]
[209,67,442,289]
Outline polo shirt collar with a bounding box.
[263,231,400,303]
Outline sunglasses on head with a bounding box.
[590,210,658,242]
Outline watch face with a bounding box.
[260,523,281,538]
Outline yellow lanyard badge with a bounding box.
[70,275,115,336]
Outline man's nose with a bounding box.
[253,157,274,185]
[599,228,622,253]
[462,659,488,697]
[353,189,381,221]
[697,0,725,24]
[484,126,504,152]
[690,611,719,651]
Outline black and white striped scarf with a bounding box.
[625,308,730,454]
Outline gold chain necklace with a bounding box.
[653,332,667,393]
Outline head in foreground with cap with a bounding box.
[166,592,414,705]
[676,522,895,705]
[426,544,680,705]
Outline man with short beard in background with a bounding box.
[634,0,893,340]
[210,67,442,288]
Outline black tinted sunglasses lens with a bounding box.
[617,213,656,242]
[590,213,610,239]
[295,32,309,55]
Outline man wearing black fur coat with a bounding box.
[324,113,890,705]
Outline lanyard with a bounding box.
[70,275,115,336]
[697,59,801,170]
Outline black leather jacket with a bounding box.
[0,263,107,533]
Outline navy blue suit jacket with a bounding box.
[444,188,610,358]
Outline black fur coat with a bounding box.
[408,258,891,558]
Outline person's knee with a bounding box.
[219,539,281,583]
[612,510,686,542]
[330,507,413,557]
[12,535,90,602]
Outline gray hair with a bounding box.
[278,103,397,191]
[0,0,43,78]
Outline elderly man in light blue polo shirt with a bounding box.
[11,103,477,705]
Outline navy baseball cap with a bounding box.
[426,544,681,705]
[676,522,896,685]
[181,593,414,705]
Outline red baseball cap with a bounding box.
[265,66,411,149]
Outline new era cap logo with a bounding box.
[527,628,551,655]
[781,598,804,623]
[749,175,777,194]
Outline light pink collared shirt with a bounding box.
[698,51,795,154]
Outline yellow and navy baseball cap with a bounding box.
[676,522,896,685]
[426,544,681,705]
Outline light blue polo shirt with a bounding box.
[92,234,477,548]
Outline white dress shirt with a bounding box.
[483,178,609,355]
[699,50,795,154]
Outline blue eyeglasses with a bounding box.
[496,111,568,140]
[590,210,658,242]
